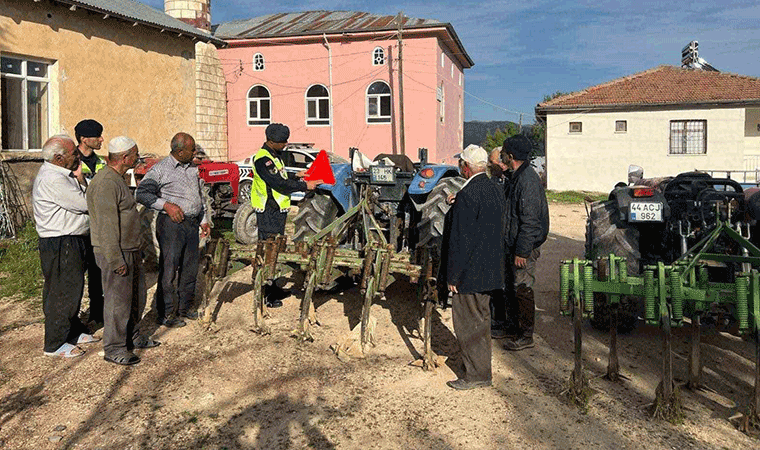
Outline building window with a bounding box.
[459,72,462,86]
[247,85,271,126]
[441,53,445,68]
[366,81,391,123]
[253,53,265,71]
[670,120,706,154]
[372,47,386,66]
[569,122,582,133]
[1,56,50,150]
[450,64,454,78]
[615,120,627,132]
[305,84,330,126]
[439,83,445,123]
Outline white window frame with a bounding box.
[1,55,52,151]
[441,53,445,68]
[669,119,707,155]
[372,47,386,66]
[459,72,462,86]
[305,84,330,126]
[439,83,445,124]
[366,81,392,124]
[252,53,265,71]
[450,64,454,78]
[247,85,271,126]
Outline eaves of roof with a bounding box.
[51,0,226,46]
[535,99,760,115]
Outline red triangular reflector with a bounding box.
[304,150,335,185]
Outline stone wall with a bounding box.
[194,42,228,160]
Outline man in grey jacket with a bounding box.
[501,134,549,351]
[88,136,160,365]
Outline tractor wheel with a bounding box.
[233,202,258,245]
[238,180,252,204]
[416,176,465,251]
[293,192,340,242]
[586,200,642,332]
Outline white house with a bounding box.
[535,65,760,192]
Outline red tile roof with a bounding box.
[537,66,760,111]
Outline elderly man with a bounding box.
[136,133,210,328]
[32,135,100,358]
[251,123,322,307]
[88,137,160,365]
[501,134,549,351]
[444,144,506,390]
[74,119,106,326]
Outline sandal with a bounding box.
[76,333,101,345]
[134,336,161,349]
[44,343,85,358]
[104,352,141,366]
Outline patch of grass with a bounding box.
[0,222,43,302]
[547,190,607,204]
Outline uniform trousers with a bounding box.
[452,291,493,383]
[39,235,88,352]
[94,250,145,356]
[155,214,200,319]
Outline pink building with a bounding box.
[214,11,474,163]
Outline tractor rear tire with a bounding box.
[586,200,642,332]
[416,176,465,251]
[293,192,340,242]
[233,202,258,245]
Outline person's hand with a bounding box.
[514,256,527,269]
[295,170,307,178]
[114,265,128,277]
[448,284,458,294]
[73,162,86,186]
[306,179,324,190]
[163,202,184,223]
[446,193,456,205]
[200,223,211,238]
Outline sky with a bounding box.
[144,0,760,124]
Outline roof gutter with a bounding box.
[536,99,760,114]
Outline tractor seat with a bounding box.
[373,153,415,173]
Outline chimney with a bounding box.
[165,0,211,32]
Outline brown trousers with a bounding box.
[452,292,492,383]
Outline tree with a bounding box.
[482,122,520,151]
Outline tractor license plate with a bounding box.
[370,166,395,184]
[629,202,663,222]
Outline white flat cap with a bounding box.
[460,144,488,165]
[108,136,137,154]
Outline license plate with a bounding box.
[370,166,395,184]
[629,202,663,222]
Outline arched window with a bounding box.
[372,47,386,66]
[366,81,391,123]
[253,53,265,71]
[306,84,330,126]
[247,85,271,126]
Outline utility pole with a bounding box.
[397,11,406,156]
[519,113,523,130]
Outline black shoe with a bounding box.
[491,328,508,339]
[504,336,534,351]
[446,379,492,390]
[159,317,186,328]
[104,351,141,366]
[180,310,199,320]
[265,298,283,308]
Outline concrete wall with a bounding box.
[545,107,746,192]
[221,34,460,163]
[195,41,228,160]
[0,0,197,157]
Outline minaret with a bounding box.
[165,0,211,32]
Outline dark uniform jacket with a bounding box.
[504,162,549,258]
[445,173,506,294]
[254,143,307,234]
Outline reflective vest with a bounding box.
[81,154,106,179]
[251,148,291,212]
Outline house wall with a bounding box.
[0,1,197,157]
[195,41,227,160]
[545,107,746,192]
[435,40,465,163]
[221,35,450,162]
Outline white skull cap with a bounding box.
[108,136,137,154]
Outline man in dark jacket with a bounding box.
[501,134,549,351]
[444,144,506,390]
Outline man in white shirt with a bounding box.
[32,135,99,358]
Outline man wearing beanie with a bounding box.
[500,134,549,351]
[88,136,159,365]
[444,144,506,390]
[251,123,323,307]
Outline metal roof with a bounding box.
[214,10,473,67]
[51,0,225,45]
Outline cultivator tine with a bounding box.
[251,259,270,335]
[421,277,439,371]
[361,275,376,352]
[754,328,760,416]
[297,269,317,342]
[687,314,702,390]
[607,304,620,381]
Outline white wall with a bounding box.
[546,107,746,192]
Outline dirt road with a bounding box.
[0,203,757,449]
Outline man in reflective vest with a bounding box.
[252,123,322,307]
